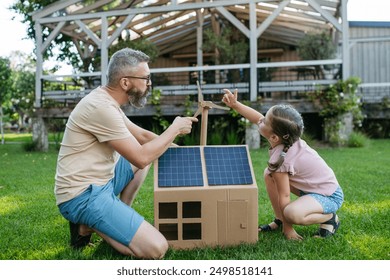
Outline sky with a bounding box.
[0,0,389,59]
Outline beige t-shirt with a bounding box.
[55,87,132,205]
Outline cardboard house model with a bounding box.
[153,145,258,249]
[154,82,258,249]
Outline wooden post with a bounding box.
[200,108,209,145]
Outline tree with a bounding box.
[10,0,82,70]
[203,25,249,83]
[0,52,36,136]
[11,0,109,82]
[297,32,337,79]
[10,68,36,130]
[298,32,336,61]
[0,57,13,144]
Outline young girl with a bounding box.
[222,89,344,240]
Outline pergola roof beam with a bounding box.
[306,0,341,31]
[75,19,102,47]
[35,0,263,24]
[32,0,80,20]
[41,21,66,52]
[107,14,136,46]
[257,0,291,38]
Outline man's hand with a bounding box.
[171,116,198,136]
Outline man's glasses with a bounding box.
[122,75,151,84]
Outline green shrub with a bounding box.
[301,132,316,147]
[209,131,223,145]
[182,132,199,146]
[226,128,240,145]
[347,131,368,147]
[22,140,39,152]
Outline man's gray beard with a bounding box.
[124,87,149,109]
[128,94,147,108]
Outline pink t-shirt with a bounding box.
[265,139,339,196]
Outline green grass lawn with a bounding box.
[0,136,389,260]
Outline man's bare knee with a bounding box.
[130,221,168,259]
[132,238,168,259]
[140,239,168,259]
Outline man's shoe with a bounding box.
[69,221,92,249]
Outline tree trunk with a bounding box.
[324,112,353,146]
[32,115,49,152]
[245,123,260,149]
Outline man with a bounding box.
[55,48,197,259]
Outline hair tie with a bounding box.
[280,152,286,157]
[282,134,290,140]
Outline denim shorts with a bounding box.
[300,186,344,214]
[58,156,144,246]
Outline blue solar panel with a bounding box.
[204,146,253,185]
[157,146,253,187]
[158,147,204,187]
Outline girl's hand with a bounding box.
[283,228,303,241]
[222,88,238,108]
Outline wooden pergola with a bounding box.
[32,0,349,108]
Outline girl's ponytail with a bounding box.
[266,105,304,173]
[267,143,291,172]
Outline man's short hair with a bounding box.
[107,48,150,85]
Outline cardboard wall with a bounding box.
[153,145,258,249]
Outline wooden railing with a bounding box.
[37,59,388,107]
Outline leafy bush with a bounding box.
[182,128,199,146]
[307,77,364,146]
[308,77,363,122]
[298,32,336,59]
[22,140,39,152]
[347,131,368,147]
[208,131,223,145]
[297,32,336,79]
[301,132,316,147]
[226,128,240,145]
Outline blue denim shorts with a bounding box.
[300,186,344,214]
[58,156,144,246]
